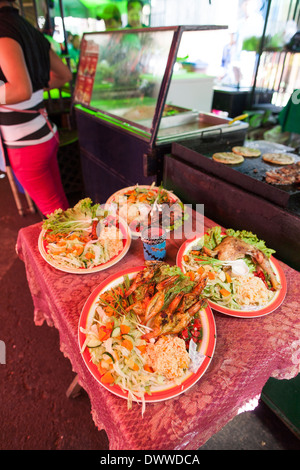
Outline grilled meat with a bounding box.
[203,236,280,291]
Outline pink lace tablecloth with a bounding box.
[16,215,300,450]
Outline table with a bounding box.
[16,213,300,450]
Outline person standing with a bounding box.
[126,0,147,28]
[101,4,122,30]
[0,1,72,216]
[68,34,81,65]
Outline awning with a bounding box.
[54,0,90,18]
[54,0,128,19]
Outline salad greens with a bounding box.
[225,228,276,258]
[203,226,223,250]
[201,225,275,259]
[43,198,106,234]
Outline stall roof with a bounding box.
[54,0,90,18]
[56,0,147,19]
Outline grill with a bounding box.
[171,139,300,215]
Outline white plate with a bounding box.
[177,234,287,318]
[105,185,182,238]
[38,215,131,274]
[78,266,217,402]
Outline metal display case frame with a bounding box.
[72,25,249,203]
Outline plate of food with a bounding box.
[176,226,287,318]
[39,198,131,274]
[78,262,216,412]
[105,183,188,237]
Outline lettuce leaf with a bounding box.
[225,228,276,258]
[201,225,275,258]
[43,198,101,234]
[203,226,223,250]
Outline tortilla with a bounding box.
[232,146,261,157]
[212,152,244,164]
[262,153,295,165]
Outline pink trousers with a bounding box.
[7,133,69,216]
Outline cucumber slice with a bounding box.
[103,351,115,363]
[122,333,134,341]
[111,326,121,337]
[87,337,102,348]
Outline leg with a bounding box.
[24,190,36,213]
[66,374,82,398]
[5,165,25,216]
[6,135,69,216]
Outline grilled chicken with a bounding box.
[203,236,280,291]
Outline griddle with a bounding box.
[171,139,300,214]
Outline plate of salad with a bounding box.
[105,183,188,237]
[39,198,131,274]
[176,226,287,318]
[78,263,216,413]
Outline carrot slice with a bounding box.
[207,271,215,280]
[122,339,133,351]
[98,327,112,341]
[101,371,115,384]
[130,362,139,371]
[220,288,231,297]
[187,271,195,281]
[136,344,147,354]
[120,324,130,335]
[98,364,109,375]
[105,321,114,331]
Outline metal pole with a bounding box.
[250,0,272,108]
[58,0,68,54]
[292,0,299,21]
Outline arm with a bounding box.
[0,38,32,104]
[47,48,72,90]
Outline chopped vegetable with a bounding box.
[220,288,231,297]
[101,371,115,384]
[42,199,124,270]
[43,198,103,234]
[120,324,131,335]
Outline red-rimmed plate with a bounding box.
[38,215,131,274]
[176,234,287,318]
[105,185,182,238]
[78,266,216,402]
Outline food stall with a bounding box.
[163,138,300,270]
[73,25,249,203]
[9,4,299,452]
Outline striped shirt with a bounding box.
[0,90,56,147]
[0,6,54,147]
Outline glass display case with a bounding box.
[73,26,248,203]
